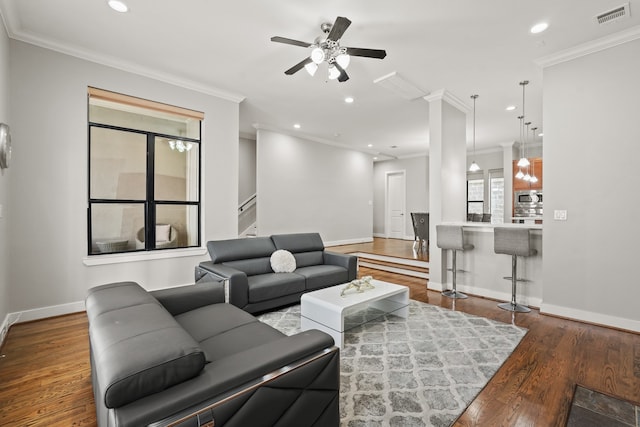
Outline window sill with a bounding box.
[83,247,208,266]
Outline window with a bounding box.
[87,88,203,255]
[489,169,504,223]
[467,175,484,216]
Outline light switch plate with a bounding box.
[554,210,567,221]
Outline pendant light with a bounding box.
[515,114,525,179]
[523,122,532,181]
[517,80,530,168]
[529,127,539,184]
[468,94,480,172]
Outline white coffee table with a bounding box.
[300,279,409,348]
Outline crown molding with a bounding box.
[0,0,245,103]
[253,123,383,157]
[423,89,470,114]
[536,24,640,68]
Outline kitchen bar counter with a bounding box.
[434,222,543,308]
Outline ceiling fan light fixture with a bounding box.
[304,62,318,76]
[328,65,340,80]
[336,53,350,69]
[311,47,325,64]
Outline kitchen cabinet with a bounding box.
[512,157,543,190]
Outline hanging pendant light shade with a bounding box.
[529,126,539,183]
[468,94,481,172]
[515,169,525,179]
[517,115,529,168]
[517,81,530,168]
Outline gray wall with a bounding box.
[373,156,428,238]
[7,40,239,317]
[0,18,9,336]
[542,38,640,330]
[256,129,373,244]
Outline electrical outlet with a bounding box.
[554,210,568,221]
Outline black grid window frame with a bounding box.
[87,121,202,255]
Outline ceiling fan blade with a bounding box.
[271,36,313,48]
[333,62,349,82]
[285,57,313,75]
[345,47,387,59]
[327,16,351,41]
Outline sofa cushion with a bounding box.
[175,303,258,343]
[223,257,273,276]
[248,273,305,303]
[88,288,205,409]
[295,265,350,290]
[207,237,276,263]
[293,250,325,268]
[174,303,285,362]
[271,233,325,253]
[86,281,157,322]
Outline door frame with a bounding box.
[384,170,407,239]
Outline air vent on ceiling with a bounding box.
[595,3,630,25]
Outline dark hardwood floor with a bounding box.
[0,238,638,426]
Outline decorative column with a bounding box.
[424,89,469,290]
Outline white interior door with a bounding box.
[387,172,406,239]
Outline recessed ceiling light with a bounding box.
[505,105,517,111]
[538,132,544,137]
[367,144,373,148]
[293,123,301,129]
[373,157,378,160]
[108,0,129,12]
[530,22,549,34]
[345,96,354,104]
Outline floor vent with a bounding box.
[595,3,630,25]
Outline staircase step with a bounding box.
[352,252,429,279]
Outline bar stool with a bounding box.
[494,227,537,313]
[436,225,474,299]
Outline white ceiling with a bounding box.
[1,0,639,158]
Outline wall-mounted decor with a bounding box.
[0,123,11,170]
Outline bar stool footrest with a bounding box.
[502,276,533,282]
[498,302,531,313]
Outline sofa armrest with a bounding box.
[145,330,339,427]
[150,282,225,316]
[324,251,358,280]
[196,261,249,309]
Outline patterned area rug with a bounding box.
[257,300,527,427]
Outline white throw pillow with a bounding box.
[156,224,171,243]
[270,250,296,273]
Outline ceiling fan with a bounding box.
[271,16,387,82]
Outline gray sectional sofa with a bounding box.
[86,280,340,427]
[195,233,357,314]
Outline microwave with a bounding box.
[515,190,542,204]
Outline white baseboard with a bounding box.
[372,233,416,241]
[541,303,640,333]
[325,237,374,247]
[9,301,85,325]
[428,281,543,308]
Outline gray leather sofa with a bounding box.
[195,233,357,314]
[86,280,340,427]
